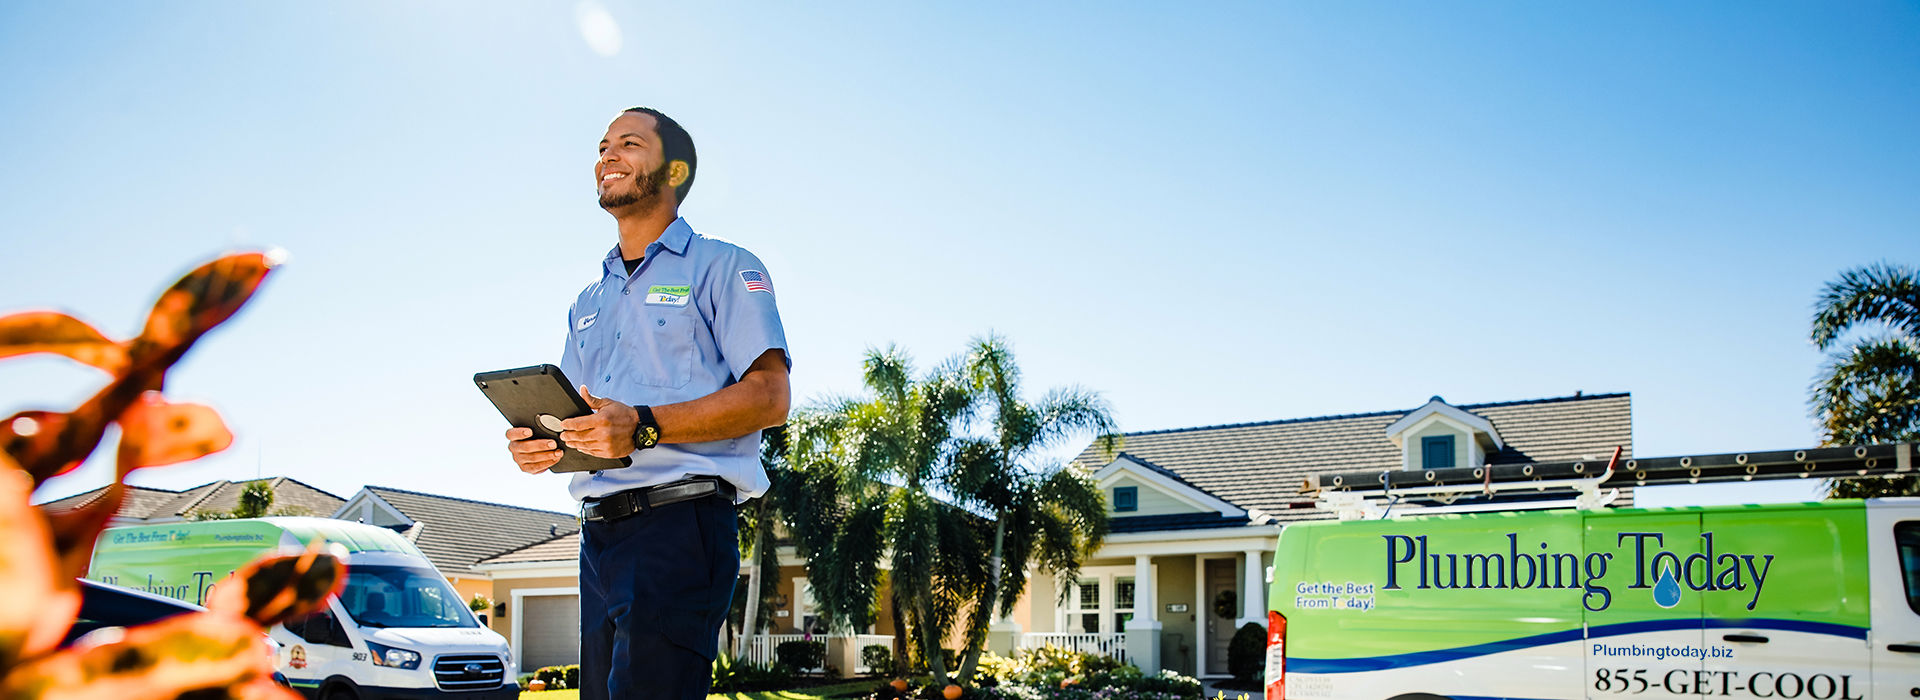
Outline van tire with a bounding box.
[320,681,360,700]
[1386,694,1451,700]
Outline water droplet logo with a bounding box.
[1652,561,1683,609]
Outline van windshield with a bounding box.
[339,564,478,629]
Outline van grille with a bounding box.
[432,654,506,691]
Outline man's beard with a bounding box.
[599,162,670,212]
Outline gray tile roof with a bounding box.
[357,486,579,575]
[38,478,346,521]
[1072,393,1633,524]
[475,532,581,567]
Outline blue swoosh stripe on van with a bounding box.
[1586,618,1867,641]
[1291,628,1584,672]
[1290,618,1868,673]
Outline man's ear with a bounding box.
[668,160,690,189]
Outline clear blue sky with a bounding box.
[5,2,1916,515]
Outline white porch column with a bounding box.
[1237,548,1267,629]
[1125,555,1162,673]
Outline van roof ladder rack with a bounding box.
[1306,443,1913,520]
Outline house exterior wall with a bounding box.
[448,575,493,615]
[1153,555,1198,677]
[1107,475,1207,517]
[1023,570,1058,633]
[764,564,898,636]
[489,574,577,641]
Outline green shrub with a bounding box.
[564,664,581,690]
[861,643,893,674]
[516,673,535,690]
[711,656,796,691]
[534,665,567,688]
[1228,622,1267,684]
[775,639,827,669]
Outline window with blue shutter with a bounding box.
[1422,435,1456,469]
[1113,486,1138,512]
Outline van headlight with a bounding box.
[365,641,421,670]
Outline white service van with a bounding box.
[1264,499,1920,700]
[88,517,518,700]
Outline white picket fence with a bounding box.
[845,634,894,674]
[1018,632,1129,664]
[743,634,897,674]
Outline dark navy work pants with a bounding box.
[579,494,738,700]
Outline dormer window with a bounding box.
[1421,435,1455,469]
[1386,396,1503,472]
[1113,486,1138,512]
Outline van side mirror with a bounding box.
[299,611,350,647]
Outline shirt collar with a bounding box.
[600,217,694,276]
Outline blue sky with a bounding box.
[4,2,1916,515]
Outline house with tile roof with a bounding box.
[330,486,580,611]
[466,391,1632,678]
[37,477,347,525]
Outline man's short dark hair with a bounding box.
[624,106,696,205]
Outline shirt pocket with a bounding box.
[621,309,695,389]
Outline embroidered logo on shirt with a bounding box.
[576,312,598,331]
[739,270,772,294]
[645,285,693,306]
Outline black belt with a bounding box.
[582,478,735,522]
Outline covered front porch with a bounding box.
[990,532,1279,678]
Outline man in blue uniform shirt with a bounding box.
[506,107,790,700]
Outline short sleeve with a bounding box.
[706,247,790,381]
[559,301,585,386]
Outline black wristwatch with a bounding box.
[630,404,661,451]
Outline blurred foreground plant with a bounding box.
[0,252,346,700]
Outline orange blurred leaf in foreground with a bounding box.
[117,393,233,472]
[0,611,297,700]
[0,460,82,672]
[0,311,128,374]
[134,252,276,356]
[205,543,347,628]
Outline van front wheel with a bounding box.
[1386,694,1451,700]
[320,682,360,700]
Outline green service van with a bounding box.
[1264,499,1920,700]
[88,517,517,700]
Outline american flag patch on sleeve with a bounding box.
[740,270,773,294]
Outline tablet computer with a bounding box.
[474,364,632,473]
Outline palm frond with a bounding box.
[1811,261,1920,349]
[1811,333,1920,445]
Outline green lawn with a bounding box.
[519,679,874,700]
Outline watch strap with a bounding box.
[631,404,661,450]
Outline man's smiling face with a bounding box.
[597,111,670,213]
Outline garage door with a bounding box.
[521,594,581,670]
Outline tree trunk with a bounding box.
[917,596,950,686]
[891,589,909,678]
[735,500,770,659]
[954,517,1006,684]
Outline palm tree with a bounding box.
[1810,262,1920,497]
[732,426,808,658]
[784,346,982,685]
[948,335,1117,684]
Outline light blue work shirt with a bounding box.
[559,217,788,503]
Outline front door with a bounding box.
[1204,558,1237,676]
